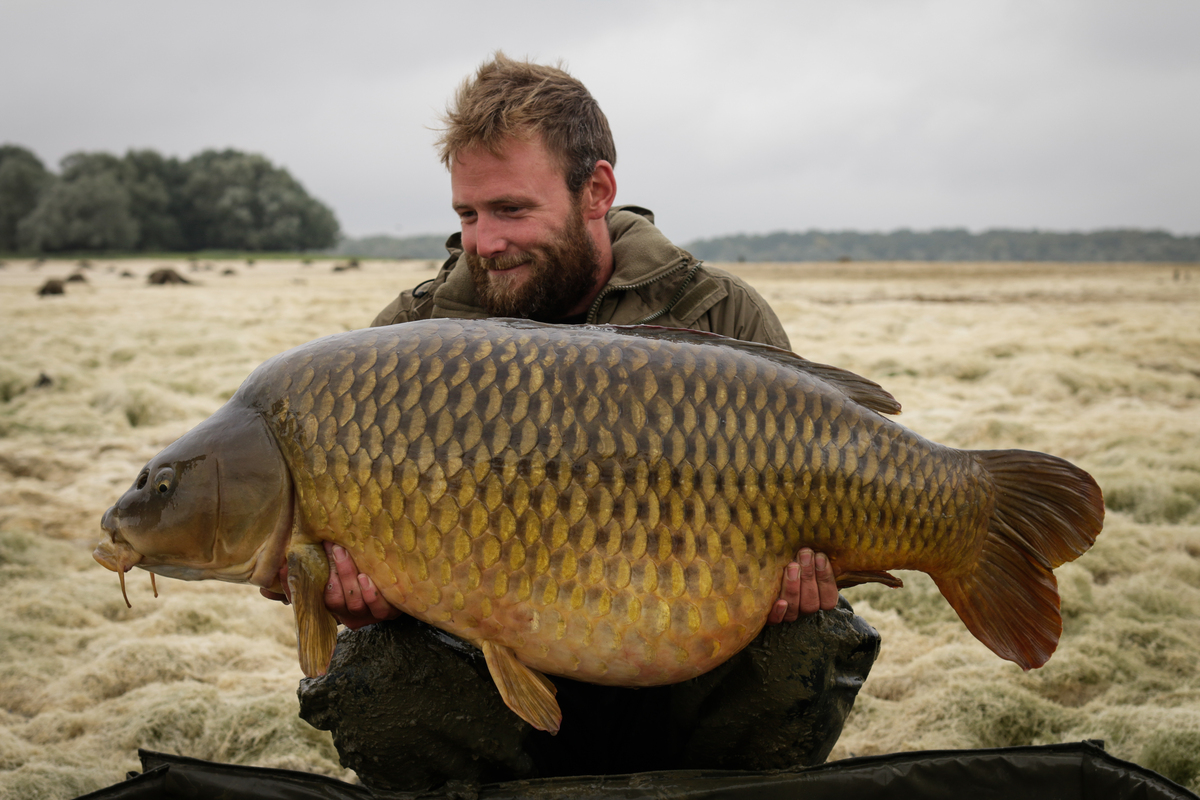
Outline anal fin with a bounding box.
[287,542,338,678]
[481,640,561,735]
[836,569,904,589]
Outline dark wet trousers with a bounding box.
[299,598,880,794]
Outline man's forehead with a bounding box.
[450,136,570,205]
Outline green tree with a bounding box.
[0,145,53,252]
[7,145,339,254]
[179,149,340,251]
[59,151,127,181]
[50,150,186,251]
[17,169,139,252]
[123,149,188,251]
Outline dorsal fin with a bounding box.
[595,323,903,416]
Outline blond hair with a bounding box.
[437,52,616,194]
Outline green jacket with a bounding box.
[370,205,791,350]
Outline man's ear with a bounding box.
[580,160,616,221]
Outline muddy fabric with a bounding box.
[369,206,791,351]
[79,741,1200,800]
[298,598,879,794]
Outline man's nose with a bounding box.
[473,216,507,259]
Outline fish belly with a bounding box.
[257,320,989,685]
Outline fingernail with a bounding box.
[787,564,799,581]
[334,545,347,560]
[816,553,828,570]
[800,550,812,567]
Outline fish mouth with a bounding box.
[95,506,145,607]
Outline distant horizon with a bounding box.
[340,223,1200,241]
[330,226,1200,263]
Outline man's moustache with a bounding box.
[479,253,534,271]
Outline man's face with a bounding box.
[451,137,601,321]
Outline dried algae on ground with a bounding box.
[1,257,1198,797]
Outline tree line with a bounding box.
[336,226,1200,263]
[0,144,339,254]
[685,228,1200,263]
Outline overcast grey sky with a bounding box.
[3,0,1198,243]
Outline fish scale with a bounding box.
[259,322,970,682]
[97,318,1103,733]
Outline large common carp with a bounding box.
[95,319,1103,733]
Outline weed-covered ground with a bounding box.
[1,257,1197,797]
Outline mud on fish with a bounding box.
[95,319,1104,733]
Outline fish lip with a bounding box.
[92,535,143,573]
[96,505,143,572]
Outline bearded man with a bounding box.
[272,53,880,792]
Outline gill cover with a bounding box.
[96,401,292,584]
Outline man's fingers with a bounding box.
[317,542,403,629]
[767,549,840,624]
[357,574,400,621]
[815,552,839,610]
[797,549,821,615]
[322,542,348,609]
[765,562,801,625]
[781,563,801,622]
[330,544,366,611]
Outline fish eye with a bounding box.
[154,467,175,495]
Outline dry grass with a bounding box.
[1,257,1197,797]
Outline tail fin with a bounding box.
[933,449,1104,670]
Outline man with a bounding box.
[319,52,837,623]
[272,53,878,788]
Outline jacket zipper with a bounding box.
[584,259,701,325]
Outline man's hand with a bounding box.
[767,548,839,624]
[258,542,402,630]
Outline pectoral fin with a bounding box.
[481,640,561,734]
[286,542,338,678]
[836,569,904,589]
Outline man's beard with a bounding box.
[466,202,601,321]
